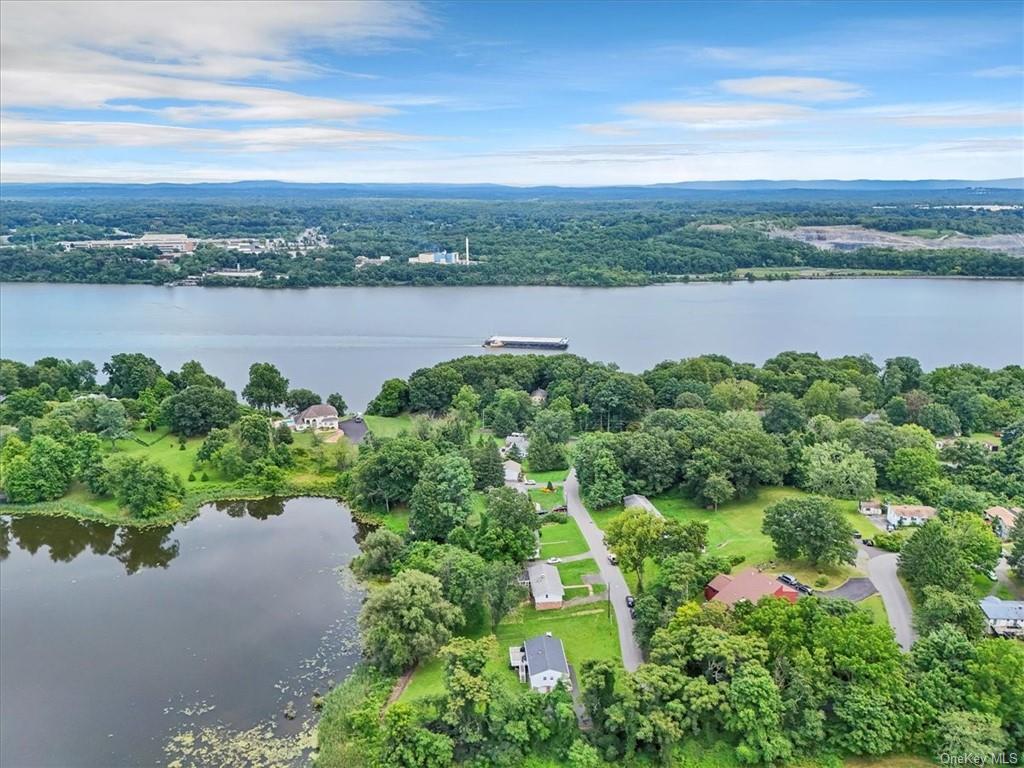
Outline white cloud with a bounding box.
[0,1,426,122]
[853,102,1024,128]
[972,65,1024,79]
[623,102,811,130]
[717,76,866,102]
[0,118,427,152]
[573,122,642,137]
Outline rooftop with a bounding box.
[523,634,569,676]
[980,597,1024,622]
[297,403,338,419]
[527,563,564,602]
[707,568,797,607]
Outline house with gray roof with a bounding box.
[508,633,571,692]
[623,494,663,519]
[980,596,1024,637]
[526,562,564,610]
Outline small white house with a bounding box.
[500,432,530,458]
[527,563,564,610]
[509,634,571,693]
[293,403,340,431]
[503,459,524,485]
[885,503,937,528]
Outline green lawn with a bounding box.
[538,516,589,558]
[523,466,570,485]
[495,602,621,671]
[968,431,1001,446]
[557,557,601,586]
[859,594,888,626]
[530,486,565,512]
[363,413,415,438]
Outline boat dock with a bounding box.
[483,335,569,350]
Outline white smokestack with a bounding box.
[465,236,470,263]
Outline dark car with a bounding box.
[853,531,862,539]
[552,505,568,513]
[863,538,875,547]
[625,595,636,609]
[796,583,814,595]
[778,573,798,586]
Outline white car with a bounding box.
[524,479,537,486]
[546,557,562,564]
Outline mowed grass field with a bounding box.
[593,486,878,590]
[538,515,588,558]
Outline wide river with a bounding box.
[2,280,1022,408]
[0,498,366,767]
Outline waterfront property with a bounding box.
[526,562,564,610]
[979,597,1024,637]
[293,403,340,431]
[508,633,571,693]
[704,568,800,608]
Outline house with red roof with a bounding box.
[704,569,800,608]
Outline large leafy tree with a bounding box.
[1,434,73,502]
[409,454,474,541]
[367,378,409,417]
[241,362,288,411]
[358,569,462,674]
[761,496,857,566]
[467,435,503,490]
[378,703,454,768]
[160,385,238,436]
[800,441,877,499]
[102,353,163,399]
[285,388,321,412]
[351,436,436,512]
[899,519,973,597]
[102,454,184,518]
[605,506,665,592]
[762,392,807,434]
[582,448,626,509]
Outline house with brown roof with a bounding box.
[704,569,799,608]
[885,503,937,528]
[986,506,1020,540]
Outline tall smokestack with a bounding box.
[465,236,470,263]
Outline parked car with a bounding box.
[607,553,618,565]
[625,595,636,608]
[863,538,875,547]
[552,505,568,513]
[778,573,798,586]
[546,557,562,564]
[524,479,537,486]
[796,583,814,595]
[853,531,862,539]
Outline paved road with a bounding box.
[563,470,644,672]
[865,551,916,651]
[821,577,877,601]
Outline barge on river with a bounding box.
[483,335,569,350]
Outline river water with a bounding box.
[0,498,366,767]
[2,280,1022,409]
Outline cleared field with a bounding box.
[538,516,588,558]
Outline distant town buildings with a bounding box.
[59,233,195,254]
[408,237,477,265]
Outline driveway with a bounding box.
[338,418,368,444]
[865,551,916,651]
[820,577,877,601]
[564,470,644,672]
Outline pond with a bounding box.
[0,497,366,767]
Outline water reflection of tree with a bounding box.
[3,515,179,575]
[214,497,286,520]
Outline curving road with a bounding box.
[865,550,916,651]
[563,470,644,672]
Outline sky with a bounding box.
[1,0,1022,185]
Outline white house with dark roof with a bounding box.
[979,596,1024,637]
[526,562,564,610]
[509,633,571,692]
[293,403,340,431]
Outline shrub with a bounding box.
[874,531,906,552]
[187,473,196,482]
[200,472,209,481]
[814,575,829,588]
[547,511,569,525]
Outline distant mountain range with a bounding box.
[3,178,1022,202]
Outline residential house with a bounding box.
[527,563,564,610]
[622,494,663,519]
[979,597,1024,637]
[509,633,572,692]
[294,403,340,431]
[504,460,524,485]
[530,388,548,405]
[858,499,883,515]
[500,432,529,458]
[986,506,1020,540]
[885,503,937,528]
[704,569,799,607]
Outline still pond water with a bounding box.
[2,280,1022,409]
[0,498,366,767]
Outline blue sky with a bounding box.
[1,0,1021,184]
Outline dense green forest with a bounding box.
[1,198,1021,286]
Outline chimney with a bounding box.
[465,236,470,263]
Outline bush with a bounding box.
[187,473,196,482]
[178,443,186,451]
[201,472,209,481]
[547,511,569,525]
[874,531,906,552]
[814,575,829,588]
